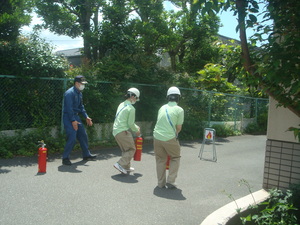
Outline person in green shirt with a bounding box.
[153,86,184,189]
[113,88,141,174]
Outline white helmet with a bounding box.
[167,86,181,96]
[127,87,140,98]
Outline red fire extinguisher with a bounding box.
[166,155,171,170]
[38,140,47,173]
[134,136,143,161]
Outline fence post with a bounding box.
[255,98,258,123]
[60,78,68,134]
[234,97,238,131]
[208,91,212,127]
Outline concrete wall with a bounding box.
[267,98,300,143]
[209,118,255,132]
[263,97,300,190]
[93,121,154,141]
[0,122,154,141]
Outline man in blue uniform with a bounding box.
[62,75,96,165]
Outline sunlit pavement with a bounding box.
[0,135,266,225]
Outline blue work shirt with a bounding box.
[63,86,88,122]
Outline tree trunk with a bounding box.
[78,1,92,62]
[235,0,300,117]
[169,51,177,72]
[92,8,99,61]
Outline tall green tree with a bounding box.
[0,0,33,41]
[160,0,220,73]
[99,0,136,59]
[132,0,167,55]
[255,0,300,116]
[234,0,300,117]
[35,0,103,61]
[197,0,299,117]
[93,0,174,83]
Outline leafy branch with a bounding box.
[287,125,300,142]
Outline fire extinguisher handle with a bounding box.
[38,140,46,148]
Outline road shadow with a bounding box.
[197,137,231,147]
[153,186,186,201]
[0,156,36,169]
[111,173,143,183]
[181,141,199,149]
[0,167,11,174]
[0,142,197,174]
[57,160,89,173]
[215,137,231,143]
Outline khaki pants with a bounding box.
[115,131,136,170]
[154,138,181,187]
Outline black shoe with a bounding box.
[62,158,72,165]
[83,154,97,161]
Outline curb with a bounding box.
[200,189,270,225]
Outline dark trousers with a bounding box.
[62,115,91,159]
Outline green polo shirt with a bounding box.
[153,102,184,141]
[113,100,139,136]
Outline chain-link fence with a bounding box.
[0,75,269,141]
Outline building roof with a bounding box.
[55,34,240,57]
[217,34,241,45]
[56,48,82,57]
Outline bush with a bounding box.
[290,182,300,223]
[244,110,268,135]
[0,33,69,131]
[0,32,69,77]
[0,126,117,159]
[180,117,205,140]
[211,124,240,137]
[0,128,65,158]
[244,122,266,135]
[241,189,298,225]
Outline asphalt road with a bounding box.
[0,135,267,225]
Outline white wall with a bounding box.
[267,97,300,143]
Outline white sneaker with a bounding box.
[166,183,177,189]
[127,167,134,173]
[113,163,128,174]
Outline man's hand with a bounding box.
[86,117,93,126]
[72,121,80,131]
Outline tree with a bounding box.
[35,0,103,61]
[34,0,223,85]
[90,0,176,84]
[197,0,299,117]
[99,0,135,59]
[0,33,69,130]
[0,32,69,77]
[235,0,299,117]
[160,0,220,73]
[209,41,266,98]
[132,0,167,55]
[0,0,33,41]
[195,63,241,94]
